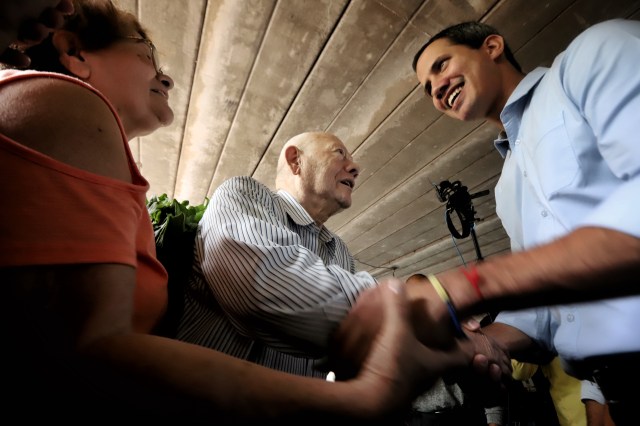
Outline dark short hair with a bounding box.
[20,0,149,75]
[412,21,522,73]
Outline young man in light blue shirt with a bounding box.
[406,19,640,425]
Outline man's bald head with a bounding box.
[276,132,339,188]
[275,131,359,225]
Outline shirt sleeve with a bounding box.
[560,19,640,237]
[484,405,504,425]
[581,379,606,404]
[495,307,556,354]
[197,176,377,355]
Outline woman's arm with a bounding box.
[4,267,471,423]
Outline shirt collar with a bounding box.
[277,189,314,225]
[494,67,548,157]
[276,189,336,243]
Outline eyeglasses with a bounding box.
[123,35,162,75]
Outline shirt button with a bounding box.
[523,170,528,177]
[567,314,575,322]
[541,210,548,217]
[515,139,520,146]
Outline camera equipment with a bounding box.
[433,179,489,261]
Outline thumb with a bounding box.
[463,318,481,332]
[379,278,409,328]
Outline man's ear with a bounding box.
[483,34,505,62]
[52,30,91,79]
[284,145,301,175]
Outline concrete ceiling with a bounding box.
[113,0,640,280]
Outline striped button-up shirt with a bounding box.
[176,176,376,377]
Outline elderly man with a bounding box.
[175,131,378,377]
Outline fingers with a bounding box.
[1,0,75,67]
[362,279,409,362]
[55,0,75,14]
[16,1,74,43]
[360,279,414,370]
[472,352,511,389]
[0,47,31,68]
[17,21,50,43]
[488,363,503,382]
[472,353,489,373]
[463,318,481,331]
[465,330,512,395]
[379,278,406,322]
[405,331,482,399]
[367,279,475,397]
[328,285,386,379]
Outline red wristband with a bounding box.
[461,265,483,300]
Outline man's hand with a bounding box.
[463,320,512,383]
[328,276,475,380]
[445,323,513,406]
[0,0,74,67]
[430,320,513,409]
[333,279,478,418]
[405,273,458,348]
[329,283,385,379]
[329,274,473,379]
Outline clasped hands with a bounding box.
[329,276,512,405]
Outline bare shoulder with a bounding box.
[0,76,131,182]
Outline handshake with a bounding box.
[327,275,512,408]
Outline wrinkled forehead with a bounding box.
[311,133,345,151]
[294,132,354,161]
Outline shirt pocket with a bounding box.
[529,117,579,199]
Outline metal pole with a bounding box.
[470,226,484,262]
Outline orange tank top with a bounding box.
[0,70,168,332]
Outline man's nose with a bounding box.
[347,159,360,179]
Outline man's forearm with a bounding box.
[441,227,640,317]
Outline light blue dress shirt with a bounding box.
[493,19,640,366]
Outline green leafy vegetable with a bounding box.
[146,194,209,337]
[147,193,208,247]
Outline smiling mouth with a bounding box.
[447,85,463,109]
